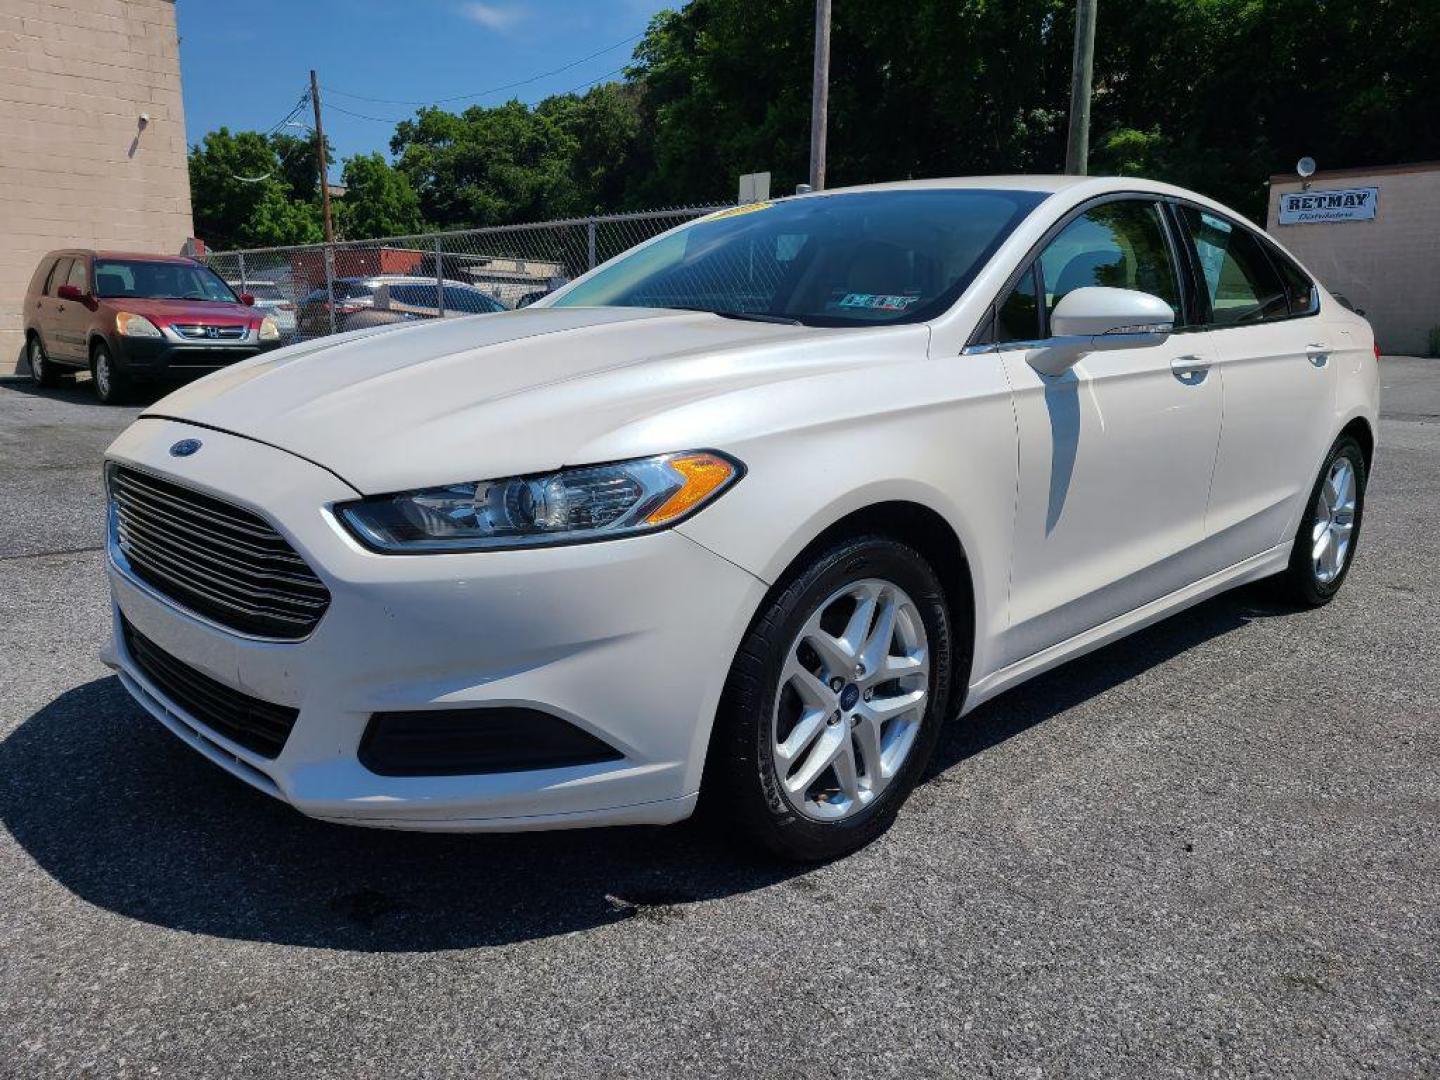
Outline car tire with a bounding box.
[707,534,954,862]
[90,341,131,405]
[27,334,66,388]
[1278,434,1367,606]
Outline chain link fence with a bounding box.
[202,206,727,344]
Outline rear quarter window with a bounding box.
[43,258,72,296]
[1262,242,1318,316]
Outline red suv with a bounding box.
[23,250,283,403]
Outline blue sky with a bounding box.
[178,0,673,178]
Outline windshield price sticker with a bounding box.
[835,293,920,312]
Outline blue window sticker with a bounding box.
[834,292,920,312]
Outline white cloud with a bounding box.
[460,2,526,30]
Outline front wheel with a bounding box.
[90,342,131,405]
[708,535,955,861]
[1278,435,1367,606]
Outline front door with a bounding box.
[993,197,1224,666]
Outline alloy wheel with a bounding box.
[94,350,112,398]
[28,338,46,384]
[1312,456,1357,584]
[771,578,929,822]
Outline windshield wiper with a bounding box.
[668,305,803,326]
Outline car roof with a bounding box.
[52,250,203,264]
[783,174,1211,202]
[332,275,483,288]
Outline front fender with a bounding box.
[675,362,1019,684]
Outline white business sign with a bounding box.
[1278,186,1378,224]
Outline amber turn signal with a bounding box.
[645,452,739,525]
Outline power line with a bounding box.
[321,32,643,107]
[262,91,312,138]
[324,64,633,125]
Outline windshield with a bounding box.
[94,259,239,303]
[551,189,1048,326]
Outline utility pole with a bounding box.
[808,0,831,191]
[1064,0,1097,175]
[310,69,335,244]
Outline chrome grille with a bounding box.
[172,324,248,340]
[108,464,330,640]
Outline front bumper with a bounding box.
[102,418,767,831]
[113,334,281,377]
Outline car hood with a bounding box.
[142,306,925,494]
[103,297,257,327]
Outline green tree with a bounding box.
[193,1,1440,236]
[537,82,645,212]
[269,130,330,204]
[188,128,322,249]
[390,100,582,228]
[336,152,425,239]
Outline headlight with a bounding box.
[115,312,162,338]
[258,317,280,341]
[336,451,742,553]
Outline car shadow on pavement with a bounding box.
[1,375,168,409]
[0,583,1293,953]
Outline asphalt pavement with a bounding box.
[1,362,1437,1078]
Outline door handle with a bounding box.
[1170,355,1211,385]
[1306,343,1330,367]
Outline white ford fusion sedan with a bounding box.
[102,176,1378,860]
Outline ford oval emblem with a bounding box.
[169,439,202,458]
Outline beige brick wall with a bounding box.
[0,0,192,375]
[1267,164,1440,356]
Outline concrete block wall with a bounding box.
[1268,163,1440,357]
[0,0,193,375]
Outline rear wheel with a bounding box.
[708,535,954,861]
[27,335,63,388]
[1278,435,1367,606]
[90,341,131,405]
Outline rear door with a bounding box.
[988,197,1224,665]
[52,256,92,361]
[1172,204,1335,570]
[30,257,68,358]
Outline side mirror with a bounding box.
[1029,286,1174,377]
[56,284,86,302]
[239,292,256,306]
[373,283,391,311]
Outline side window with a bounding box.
[1037,200,1181,326]
[1264,242,1316,316]
[65,258,90,293]
[395,285,438,308]
[45,258,72,295]
[450,288,498,313]
[1177,207,1288,325]
[995,263,1041,343]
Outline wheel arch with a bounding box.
[1338,415,1374,471]
[780,500,976,685]
[692,496,979,809]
